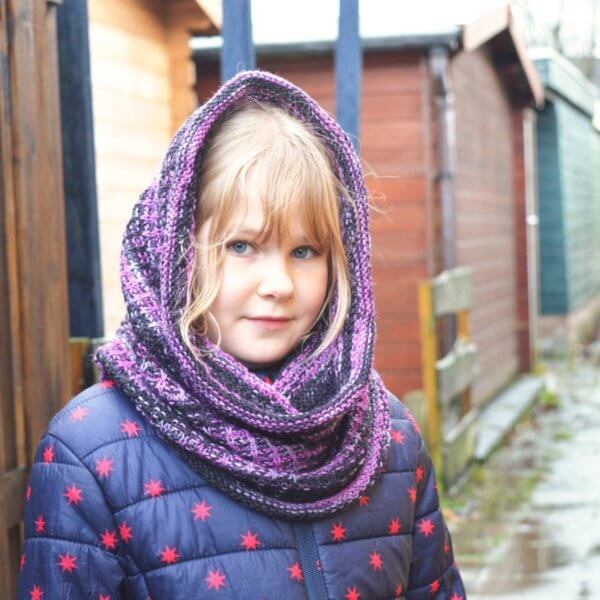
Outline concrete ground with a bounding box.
[443,354,600,599]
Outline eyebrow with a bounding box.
[231,227,312,244]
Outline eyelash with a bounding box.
[227,241,319,259]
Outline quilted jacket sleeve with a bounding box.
[17,432,126,600]
[406,434,466,599]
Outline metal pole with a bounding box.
[221,0,255,83]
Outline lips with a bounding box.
[245,316,292,330]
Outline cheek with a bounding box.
[305,262,329,313]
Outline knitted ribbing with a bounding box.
[95,70,391,520]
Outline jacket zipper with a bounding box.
[293,522,329,600]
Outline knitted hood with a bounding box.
[95,70,391,520]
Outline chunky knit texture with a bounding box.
[95,70,391,520]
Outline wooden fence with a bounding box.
[0,0,70,597]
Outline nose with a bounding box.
[257,256,294,300]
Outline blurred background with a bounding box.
[1,0,600,597]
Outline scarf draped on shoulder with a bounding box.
[95,70,391,520]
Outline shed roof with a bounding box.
[192,4,542,107]
[530,47,598,117]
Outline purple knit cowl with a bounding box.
[95,70,391,520]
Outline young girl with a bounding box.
[18,70,465,599]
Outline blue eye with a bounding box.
[229,241,251,255]
[292,246,315,259]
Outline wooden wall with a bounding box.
[0,0,70,596]
[451,47,520,406]
[88,0,215,335]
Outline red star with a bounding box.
[205,568,226,590]
[100,380,114,388]
[444,537,450,555]
[330,521,347,542]
[316,559,321,571]
[30,585,43,600]
[118,521,133,543]
[390,429,405,444]
[64,484,84,505]
[449,594,464,600]
[369,550,383,571]
[57,552,78,573]
[358,494,369,507]
[26,484,32,502]
[95,457,115,478]
[191,499,212,522]
[34,514,46,534]
[345,587,361,600]
[416,464,425,483]
[388,518,402,535]
[160,544,179,564]
[20,553,26,571]
[395,583,403,595]
[144,479,164,498]
[418,518,435,538]
[100,530,118,550]
[69,406,89,422]
[120,419,141,438]
[287,562,303,582]
[99,595,111,600]
[42,445,54,464]
[408,486,417,504]
[240,530,261,551]
[429,579,440,594]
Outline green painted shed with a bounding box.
[532,49,600,350]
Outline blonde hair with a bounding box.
[179,101,352,362]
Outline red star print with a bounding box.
[395,583,403,595]
[64,484,84,505]
[345,587,361,600]
[369,550,383,571]
[416,464,424,483]
[58,553,78,573]
[444,537,450,555]
[35,514,46,534]
[20,553,26,571]
[26,484,32,502]
[388,518,402,535]
[99,595,111,600]
[205,568,226,590]
[191,499,212,522]
[120,419,141,438]
[100,380,114,388]
[118,521,133,543]
[287,562,303,582]
[391,429,405,444]
[160,544,179,564]
[100,530,118,550]
[418,518,435,538]
[69,406,88,422]
[144,479,164,497]
[408,486,417,504]
[449,594,464,600]
[240,530,260,550]
[95,457,114,478]
[429,579,440,594]
[30,584,43,600]
[330,521,347,542]
[358,494,369,507]
[42,445,54,464]
[316,559,321,571]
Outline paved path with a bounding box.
[447,358,600,599]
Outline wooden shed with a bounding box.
[531,49,600,352]
[193,5,544,411]
[87,0,220,332]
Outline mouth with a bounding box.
[245,316,293,330]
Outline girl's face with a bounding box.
[201,194,329,368]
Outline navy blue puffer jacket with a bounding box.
[17,382,465,599]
